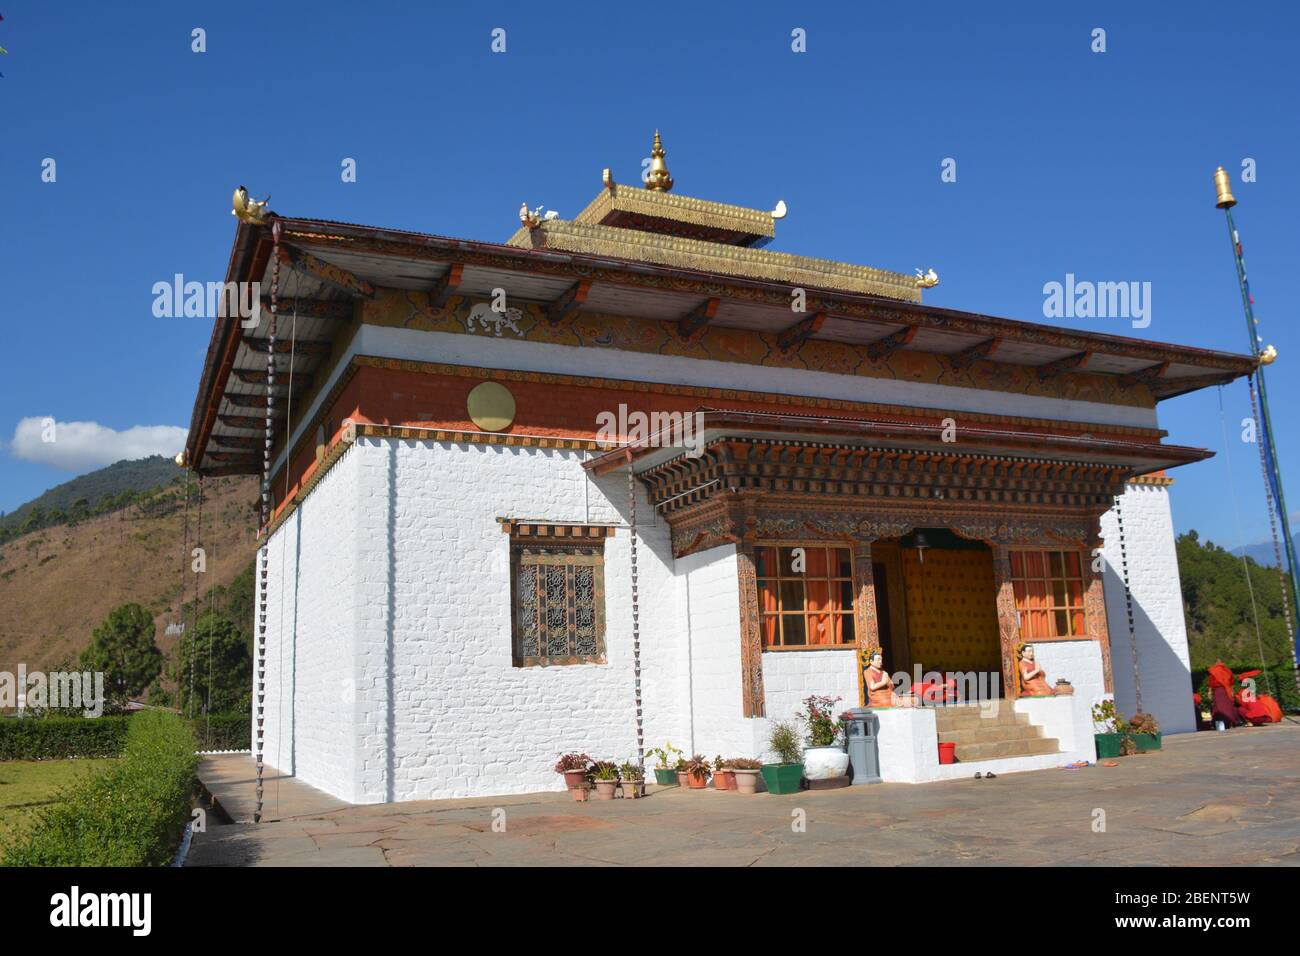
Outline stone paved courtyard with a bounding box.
[187,722,1300,866]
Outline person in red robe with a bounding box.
[1207,660,1242,728]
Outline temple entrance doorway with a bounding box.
[894,529,1003,696]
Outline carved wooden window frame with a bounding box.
[509,534,608,667]
[1007,547,1088,640]
[754,541,857,651]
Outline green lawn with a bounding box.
[0,759,118,846]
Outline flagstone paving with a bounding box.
[186,722,1300,866]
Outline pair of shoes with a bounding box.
[973,772,998,780]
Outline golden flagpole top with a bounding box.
[645,130,674,192]
[1214,166,1237,209]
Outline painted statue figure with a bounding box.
[1016,642,1058,696]
[860,647,899,708]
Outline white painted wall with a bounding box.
[262,443,362,801]
[1033,639,1106,722]
[259,453,1193,802]
[265,435,690,802]
[1101,483,1197,735]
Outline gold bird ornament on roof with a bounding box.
[1259,344,1278,365]
[232,186,270,224]
[915,268,939,289]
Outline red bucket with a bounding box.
[938,742,956,765]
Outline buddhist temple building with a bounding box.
[185,135,1257,801]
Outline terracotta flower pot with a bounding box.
[733,769,760,794]
[570,785,589,802]
[621,778,645,798]
[713,769,736,790]
[562,769,588,789]
[675,771,689,787]
[687,769,709,789]
[594,779,618,800]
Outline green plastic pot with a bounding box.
[1132,732,1162,752]
[1094,733,1123,758]
[760,763,804,795]
[653,767,677,786]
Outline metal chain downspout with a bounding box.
[180,472,191,712]
[189,476,204,719]
[1112,492,1142,713]
[255,224,281,823]
[626,456,645,773]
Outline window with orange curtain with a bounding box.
[756,545,855,648]
[1009,549,1087,639]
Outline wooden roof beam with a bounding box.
[259,298,354,321]
[546,279,592,326]
[678,297,721,339]
[1036,350,1091,381]
[777,311,826,352]
[950,336,1001,371]
[222,391,307,410]
[430,263,464,310]
[202,451,258,466]
[867,324,918,361]
[1120,361,1169,387]
[279,246,375,298]
[219,413,283,430]
[231,369,314,389]
[242,337,332,356]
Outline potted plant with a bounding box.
[685,754,712,789]
[712,755,736,791]
[646,742,684,786]
[619,761,645,798]
[555,752,591,792]
[1127,711,1162,752]
[760,721,804,795]
[797,695,850,782]
[591,761,620,800]
[731,757,763,794]
[674,756,690,788]
[1091,700,1127,758]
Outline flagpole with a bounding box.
[1214,167,1300,686]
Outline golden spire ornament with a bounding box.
[644,130,674,192]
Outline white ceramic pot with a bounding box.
[802,745,849,780]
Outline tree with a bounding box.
[79,603,163,706]
[176,610,251,716]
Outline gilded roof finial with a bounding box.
[645,130,674,192]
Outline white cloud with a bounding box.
[6,417,188,472]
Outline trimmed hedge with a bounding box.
[0,715,131,760]
[192,713,250,751]
[3,710,199,866]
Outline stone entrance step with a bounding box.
[932,704,1061,763]
[949,736,1061,762]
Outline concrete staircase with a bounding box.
[935,704,1060,762]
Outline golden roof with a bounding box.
[509,131,922,302]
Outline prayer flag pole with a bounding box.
[1213,167,1300,684]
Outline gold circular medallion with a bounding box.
[467,381,516,432]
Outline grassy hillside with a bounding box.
[0,473,257,672]
[0,456,180,542]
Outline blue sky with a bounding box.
[1,1,1296,554]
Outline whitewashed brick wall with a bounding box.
[266,436,693,802]
[262,443,361,800]
[1100,482,1197,735]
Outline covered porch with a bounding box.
[587,407,1211,775]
